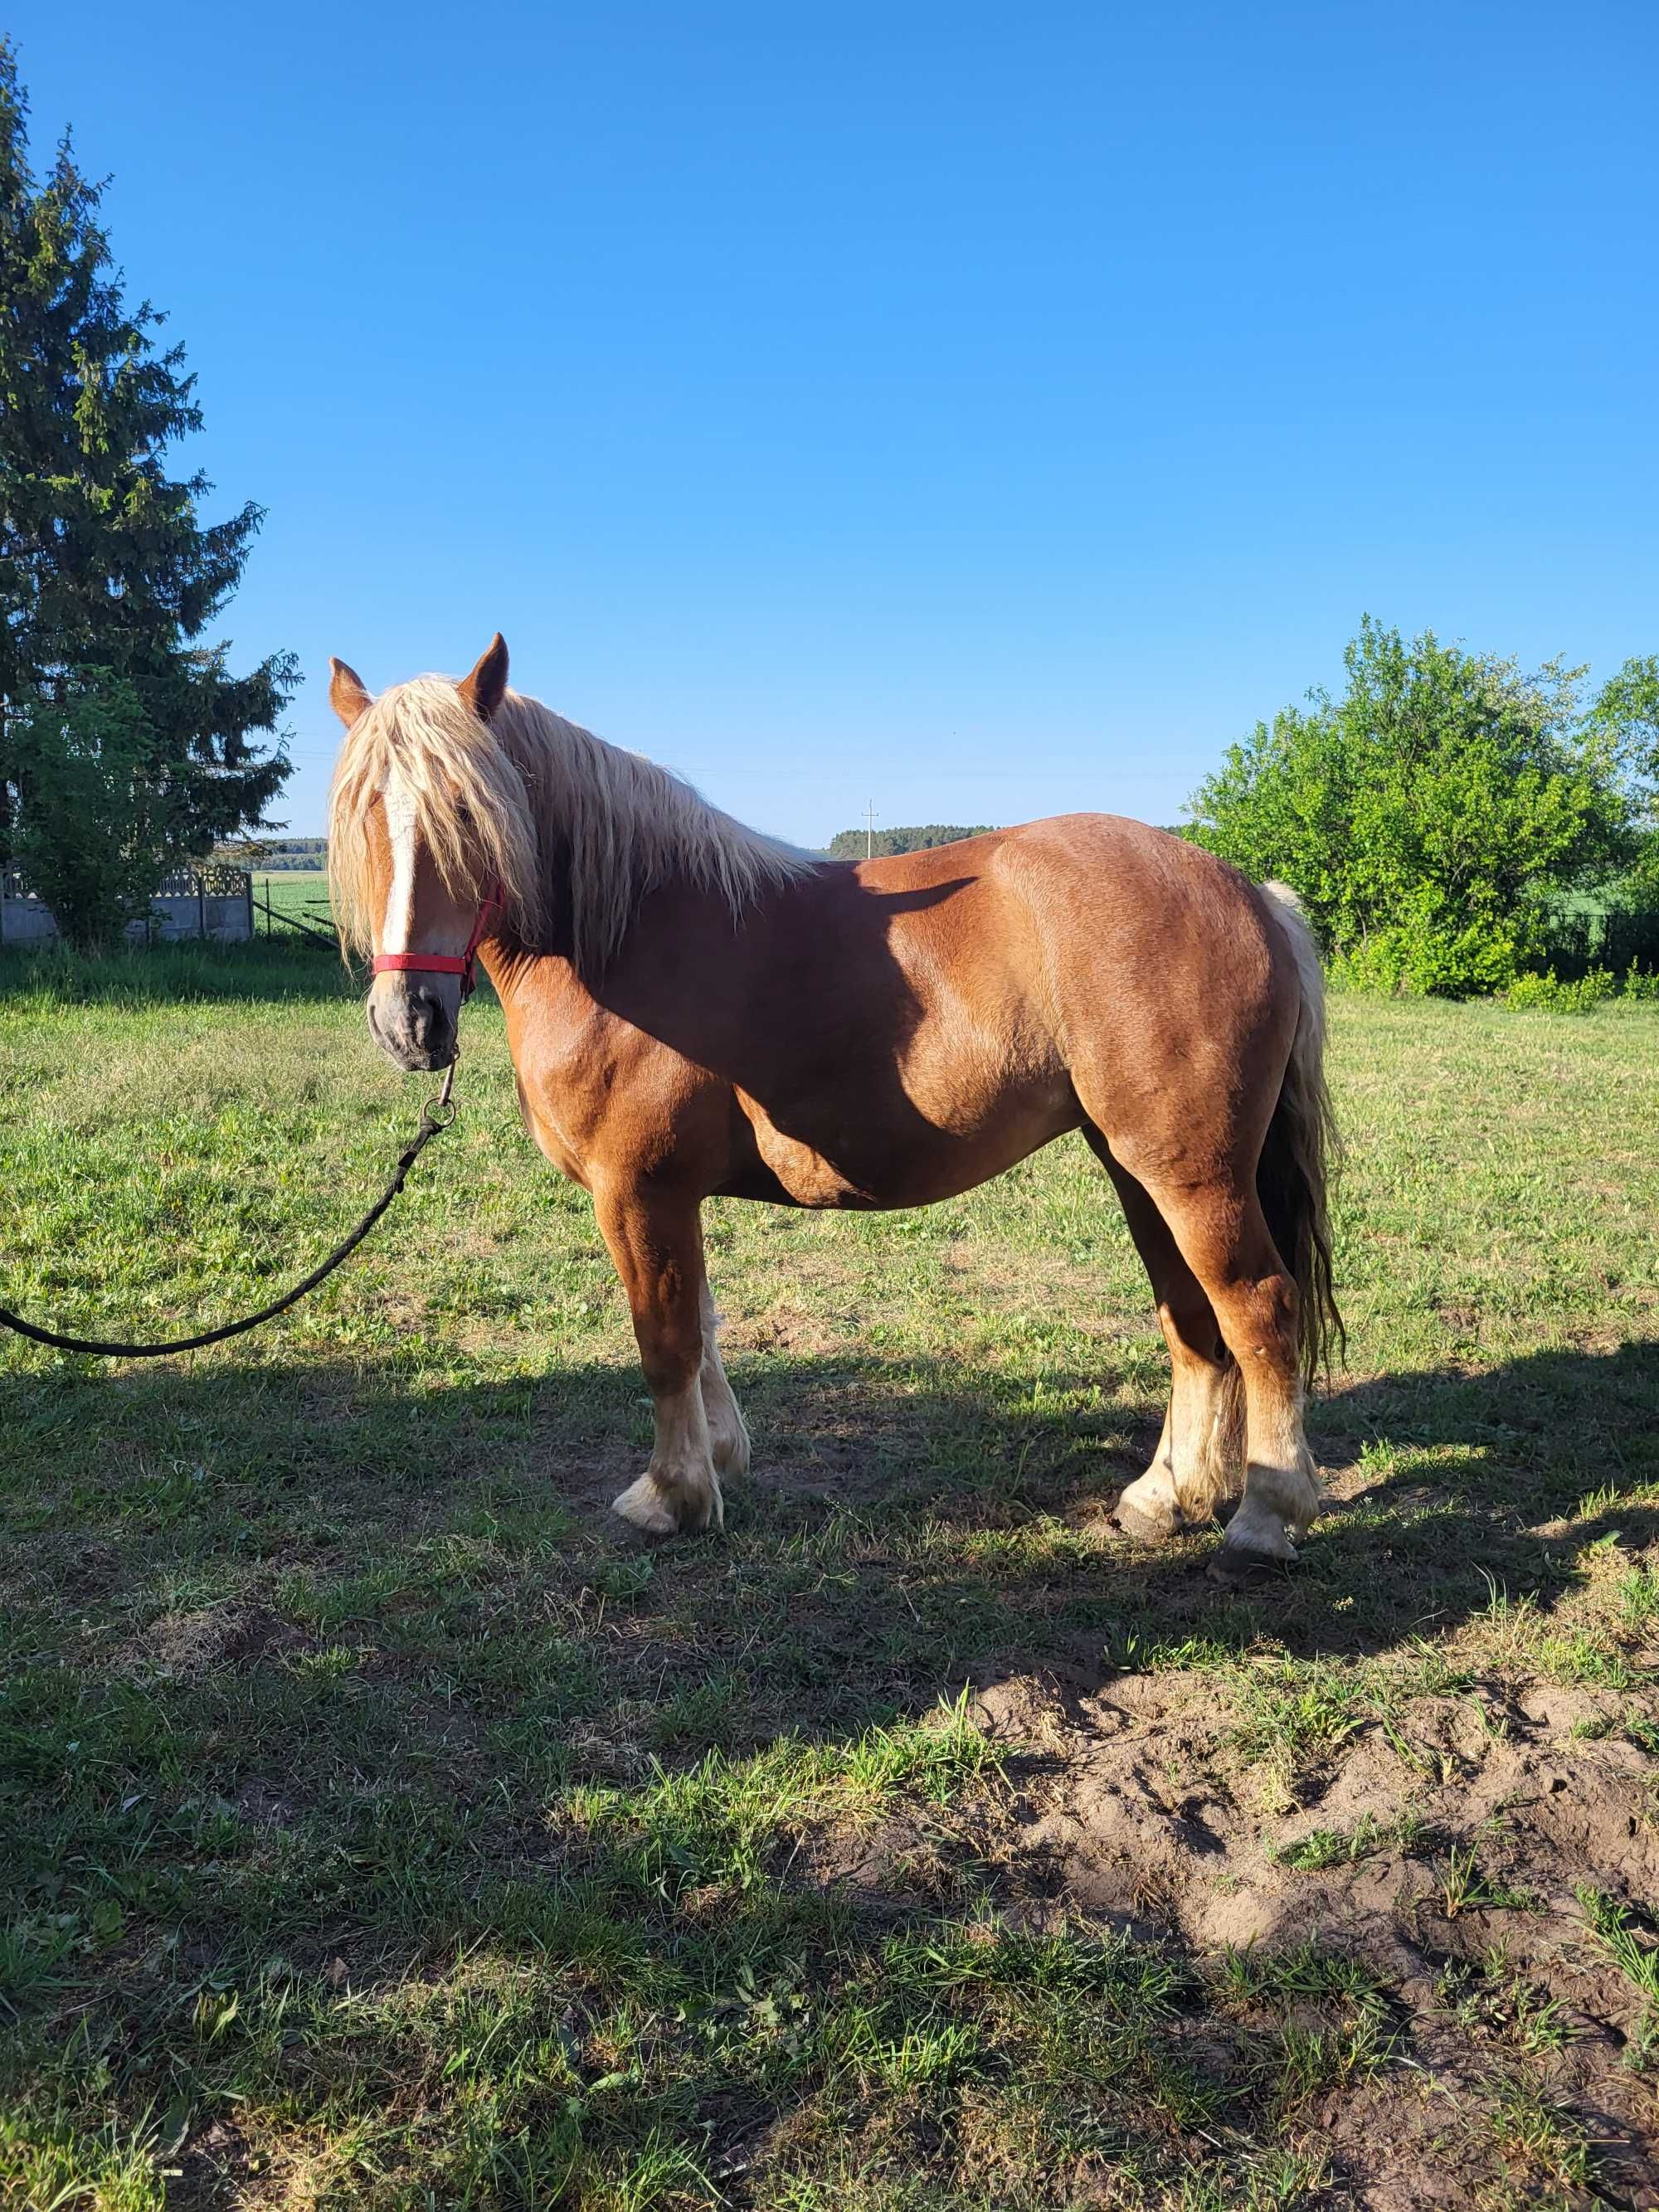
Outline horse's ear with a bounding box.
[459,633,509,723]
[328,658,372,727]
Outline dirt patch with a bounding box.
[232,1777,299,1830]
[795,1664,1659,2204]
[964,1667,1659,1946]
[115,1601,314,1680]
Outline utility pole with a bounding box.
[864,800,877,860]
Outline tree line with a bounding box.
[828,632,1659,1000]
[825,824,994,859]
[226,836,328,871]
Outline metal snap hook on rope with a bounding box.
[421,1058,460,1130]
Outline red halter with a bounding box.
[371,882,505,999]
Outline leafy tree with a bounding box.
[7,673,180,948]
[1587,654,1659,781]
[1585,655,1659,901]
[827,822,995,859]
[0,40,294,946]
[1185,618,1632,994]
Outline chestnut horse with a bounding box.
[328,637,1340,1582]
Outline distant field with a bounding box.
[1,955,1657,2207]
[250,870,337,937]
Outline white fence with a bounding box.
[0,867,255,947]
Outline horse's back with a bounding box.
[863,809,1297,1130]
[857,812,1285,1020]
[786,814,1294,1190]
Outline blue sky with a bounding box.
[11,1,1657,843]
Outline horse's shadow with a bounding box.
[12,1334,1656,1743]
[713,1334,1659,1717]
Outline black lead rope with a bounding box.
[0,1062,459,1359]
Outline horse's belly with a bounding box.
[740,1108,879,1207]
[733,1080,1077,1210]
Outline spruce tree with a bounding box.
[0,38,294,947]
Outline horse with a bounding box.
[327,635,1340,1583]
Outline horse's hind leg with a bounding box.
[1087,1133,1243,1538]
[698,1281,751,1483]
[1134,1174,1321,1578]
[594,1184,723,1536]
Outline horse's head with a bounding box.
[327,635,535,1073]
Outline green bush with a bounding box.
[1331,912,1526,999]
[1505,967,1618,1013]
[1187,619,1638,996]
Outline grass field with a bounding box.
[2,943,1657,2209]
[250,873,335,937]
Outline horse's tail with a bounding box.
[1255,882,1344,1384]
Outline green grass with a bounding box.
[246,870,338,948]
[2,953,1659,2205]
[251,868,333,918]
[1578,1889,1659,2059]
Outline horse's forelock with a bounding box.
[328,676,542,954]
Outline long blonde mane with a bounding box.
[329,677,812,978]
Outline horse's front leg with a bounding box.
[596,1184,724,1537]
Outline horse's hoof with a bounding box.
[1206,1544,1293,1588]
[612,1468,723,1538]
[1113,1494,1182,1544]
[611,1474,681,1538]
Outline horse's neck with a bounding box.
[482,862,796,1062]
[479,938,594,1026]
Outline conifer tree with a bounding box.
[0,39,294,946]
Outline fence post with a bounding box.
[197,874,207,941]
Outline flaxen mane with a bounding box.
[329,677,812,977]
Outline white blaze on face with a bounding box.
[382,768,419,955]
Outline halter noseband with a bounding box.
[371,882,505,999]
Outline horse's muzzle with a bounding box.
[367,977,459,1072]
